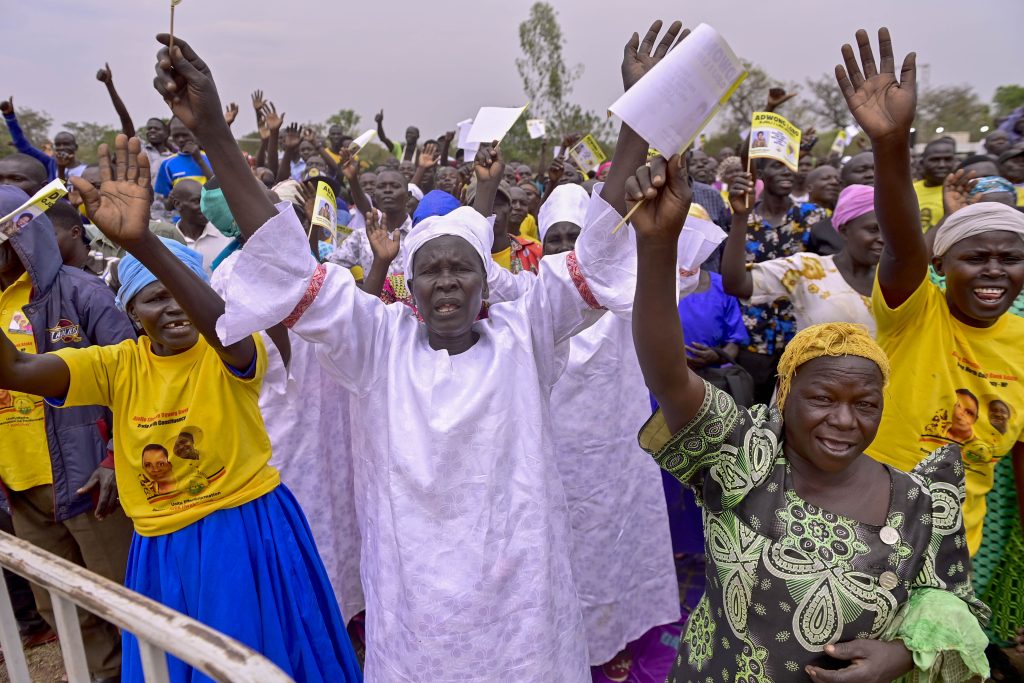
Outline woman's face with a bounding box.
[410,235,485,351]
[838,212,883,267]
[783,355,884,474]
[542,221,581,256]
[128,281,199,356]
[933,231,1024,326]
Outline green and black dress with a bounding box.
[640,381,991,682]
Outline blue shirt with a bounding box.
[154,153,209,197]
[3,113,57,181]
[677,271,748,359]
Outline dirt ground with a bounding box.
[0,641,65,683]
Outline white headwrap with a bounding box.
[538,184,590,242]
[403,206,493,277]
[933,202,1024,256]
[407,183,424,202]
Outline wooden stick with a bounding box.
[611,198,644,235]
[744,155,751,211]
[169,3,176,52]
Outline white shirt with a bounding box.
[182,222,233,275]
[217,190,639,682]
[749,252,876,335]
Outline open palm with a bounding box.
[70,135,152,247]
[622,20,688,91]
[835,28,916,142]
[366,211,400,262]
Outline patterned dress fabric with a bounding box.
[639,381,988,682]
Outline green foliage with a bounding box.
[61,121,119,164]
[512,1,613,171]
[993,85,1024,120]
[914,85,990,141]
[326,109,362,135]
[0,106,52,153]
[804,73,850,129]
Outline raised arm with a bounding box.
[375,109,396,157]
[471,142,509,253]
[437,130,454,168]
[96,64,136,138]
[340,150,372,218]
[720,172,756,299]
[72,135,256,370]
[276,123,301,183]
[263,102,283,180]
[360,210,400,295]
[836,27,921,308]
[601,20,687,216]
[1,97,56,177]
[0,333,70,399]
[152,35,277,240]
[629,155,702,434]
[411,141,439,190]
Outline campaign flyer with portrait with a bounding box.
[748,111,802,171]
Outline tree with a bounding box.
[515,1,612,154]
[914,85,990,140]
[804,73,850,129]
[326,109,362,135]
[0,106,52,152]
[993,85,1024,121]
[61,121,119,164]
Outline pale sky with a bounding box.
[3,0,1022,141]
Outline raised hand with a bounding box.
[153,34,226,135]
[800,126,819,154]
[224,102,239,126]
[766,87,797,111]
[339,148,358,181]
[95,62,113,85]
[263,102,284,131]
[251,89,266,113]
[835,28,916,143]
[625,154,693,244]
[474,141,504,183]
[69,135,152,248]
[300,127,317,145]
[282,123,301,151]
[441,130,455,144]
[366,210,400,264]
[547,156,565,186]
[727,171,755,216]
[375,109,384,124]
[622,19,687,91]
[942,168,978,214]
[0,96,13,116]
[418,142,439,169]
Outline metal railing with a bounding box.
[0,531,294,683]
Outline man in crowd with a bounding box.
[154,118,213,198]
[914,137,956,231]
[168,179,230,274]
[841,151,875,187]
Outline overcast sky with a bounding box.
[4,0,1022,141]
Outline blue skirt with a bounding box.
[122,486,363,683]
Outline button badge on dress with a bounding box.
[879,526,900,546]
[879,571,899,591]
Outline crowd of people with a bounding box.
[0,19,1022,683]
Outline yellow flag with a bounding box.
[748,111,801,172]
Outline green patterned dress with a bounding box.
[639,381,990,682]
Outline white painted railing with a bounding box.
[0,531,294,683]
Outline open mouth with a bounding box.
[163,320,193,331]
[434,300,461,317]
[816,436,857,458]
[973,287,1006,304]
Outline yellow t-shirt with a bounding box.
[0,273,53,490]
[53,335,280,536]
[1016,185,1024,207]
[867,276,1024,554]
[517,214,540,244]
[913,179,944,233]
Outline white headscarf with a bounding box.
[407,183,424,202]
[933,202,1024,256]
[538,184,590,242]
[403,206,493,277]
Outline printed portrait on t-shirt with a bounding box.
[921,388,1007,466]
[139,427,225,502]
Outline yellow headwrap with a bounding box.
[775,322,890,411]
